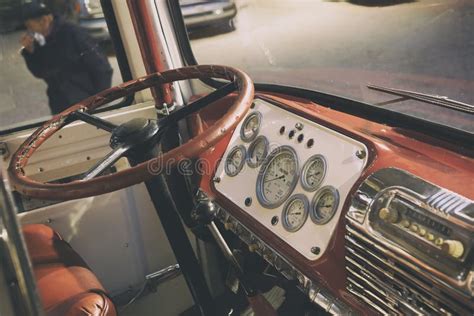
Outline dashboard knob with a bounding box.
[378,207,399,223]
[224,222,234,230]
[418,227,427,237]
[409,224,419,233]
[426,233,435,241]
[248,243,259,252]
[401,219,410,228]
[441,240,464,258]
[434,237,444,246]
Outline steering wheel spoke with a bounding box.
[158,82,236,130]
[69,110,118,133]
[82,144,130,180]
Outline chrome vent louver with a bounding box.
[345,224,472,315]
[427,190,471,215]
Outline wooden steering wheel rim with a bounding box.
[8,65,254,200]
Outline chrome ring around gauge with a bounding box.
[310,186,339,225]
[247,135,269,168]
[256,146,299,209]
[224,145,246,177]
[240,111,262,142]
[281,194,309,232]
[301,154,327,191]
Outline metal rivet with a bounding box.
[245,197,252,206]
[295,123,304,131]
[355,150,366,159]
[311,247,320,255]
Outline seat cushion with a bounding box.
[22,224,86,267]
[23,224,117,316]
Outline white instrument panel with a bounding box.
[214,98,368,260]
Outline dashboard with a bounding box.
[196,93,474,315]
[213,98,368,260]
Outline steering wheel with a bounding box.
[8,65,254,200]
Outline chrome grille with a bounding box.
[345,225,472,315]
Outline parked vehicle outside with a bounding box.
[180,0,237,32]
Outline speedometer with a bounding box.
[256,146,299,208]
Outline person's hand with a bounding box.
[20,33,35,53]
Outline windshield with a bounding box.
[183,0,473,133]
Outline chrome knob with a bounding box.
[378,207,399,223]
[441,240,464,258]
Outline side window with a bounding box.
[0,0,125,133]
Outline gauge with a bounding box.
[224,145,246,177]
[310,186,339,225]
[282,194,309,232]
[247,136,269,168]
[240,112,262,142]
[256,146,299,208]
[301,155,327,191]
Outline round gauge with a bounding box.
[310,186,340,225]
[240,112,262,142]
[224,145,246,177]
[301,155,327,191]
[247,136,269,168]
[256,146,299,208]
[282,194,309,232]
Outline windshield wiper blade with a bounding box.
[367,84,474,114]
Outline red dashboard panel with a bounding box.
[192,91,474,314]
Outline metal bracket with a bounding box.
[0,142,9,160]
[156,103,177,116]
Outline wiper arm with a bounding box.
[367,84,474,114]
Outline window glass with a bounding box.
[0,0,124,132]
[182,0,473,133]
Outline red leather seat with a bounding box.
[23,224,117,316]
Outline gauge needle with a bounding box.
[308,172,321,178]
[264,175,285,183]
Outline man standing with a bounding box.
[20,3,113,114]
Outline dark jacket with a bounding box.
[22,17,113,114]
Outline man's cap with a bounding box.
[22,2,52,21]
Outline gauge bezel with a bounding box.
[246,135,269,168]
[281,194,309,232]
[310,186,340,225]
[300,154,327,192]
[256,146,300,209]
[240,111,262,142]
[224,145,246,177]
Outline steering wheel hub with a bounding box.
[110,118,158,148]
